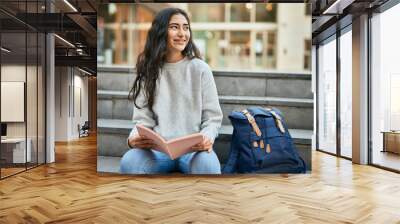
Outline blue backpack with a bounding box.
[222,107,306,174]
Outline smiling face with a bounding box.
[167,13,190,54]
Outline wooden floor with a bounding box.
[1,135,400,223]
[372,150,400,171]
[1,163,46,178]
[1,167,26,178]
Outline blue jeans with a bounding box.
[120,148,221,174]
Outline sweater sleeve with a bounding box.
[127,87,157,148]
[199,66,223,143]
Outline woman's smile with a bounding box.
[174,39,186,44]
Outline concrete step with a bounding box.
[97,119,311,170]
[97,90,133,121]
[213,70,312,99]
[97,91,313,130]
[97,119,133,158]
[98,118,133,134]
[219,95,313,130]
[97,66,135,92]
[97,156,121,173]
[97,66,312,99]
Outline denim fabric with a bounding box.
[120,148,221,174]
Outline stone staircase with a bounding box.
[97,66,313,173]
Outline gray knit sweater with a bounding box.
[128,57,223,146]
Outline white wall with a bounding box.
[1,82,25,122]
[75,73,89,123]
[71,72,89,138]
[54,67,89,141]
[277,4,311,72]
[55,67,69,141]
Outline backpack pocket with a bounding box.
[251,117,295,170]
[249,131,268,169]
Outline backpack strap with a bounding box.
[242,109,264,149]
[264,107,285,134]
[242,109,262,136]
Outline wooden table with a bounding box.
[382,131,400,154]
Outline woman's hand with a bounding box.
[128,134,156,149]
[191,135,213,152]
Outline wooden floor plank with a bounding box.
[0,135,400,223]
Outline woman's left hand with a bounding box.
[191,135,213,152]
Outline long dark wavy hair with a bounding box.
[129,8,201,113]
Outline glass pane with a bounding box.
[255,3,277,22]
[27,31,38,169]
[1,30,27,177]
[371,5,400,171]
[38,33,45,165]
[229,31,250,69]
[193,31,223,68]
[102,29,115,65]
[340,29,352,158]
[230,3,250,22]
[304,39,311,70]
[318,37,337,154]
[98,4,116,23]
[189,4,225,22]
[255,32,271,69]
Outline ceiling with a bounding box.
[0,0,98,75]
[311,0,389,43]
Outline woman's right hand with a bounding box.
[128,134,156,149]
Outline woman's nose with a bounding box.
[177,28,185,36]
[177,30,183,36]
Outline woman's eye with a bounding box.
[170,26,178,30]
[183,26,189,31]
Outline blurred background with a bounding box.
[97,3,311,73]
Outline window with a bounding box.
[339,29,352,158]
[318,37,337,155]
[304,39,311,70]
[267,32,276,57]
[371,3,400,171]
[230,3,250,22]
[189,4,225,22]
[256,3,277,22]
[305,3,312,16]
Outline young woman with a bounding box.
[120,8,223,174]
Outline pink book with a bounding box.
[136,125,204,160]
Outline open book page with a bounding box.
[136,125,203,159]
[136,125,171,157]
[167,134,203,159]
